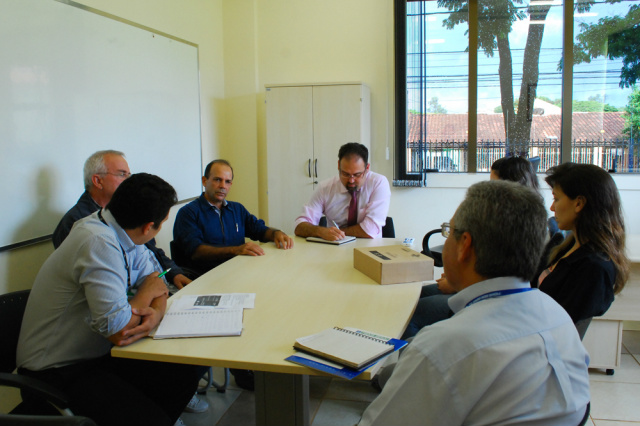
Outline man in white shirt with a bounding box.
[294,143,390,241]
[359,180,590,426]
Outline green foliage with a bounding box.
[572,4,640,88]
[573,100,619,112]
[623,86,640,137]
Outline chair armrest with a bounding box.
[0,372,70,408]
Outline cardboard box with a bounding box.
[353,245,434,285]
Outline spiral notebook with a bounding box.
[306,236,356,245]
[293,327,396,369]
[153,308,243,339]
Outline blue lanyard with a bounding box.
[466,287,533,307]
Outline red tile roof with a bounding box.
[408,112,627,142]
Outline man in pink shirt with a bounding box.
[294,143,391,240]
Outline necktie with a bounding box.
[347,191,358,227]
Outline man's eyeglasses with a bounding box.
[99,171,131,178]
[340,170,366,180]
[441,222,461,238]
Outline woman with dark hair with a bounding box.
[535,162,629,323]
[490,156,539,190]
[402,156,541,339]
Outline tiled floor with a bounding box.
[183,331,640,426]
[3,331,640,425]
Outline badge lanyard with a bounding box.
[466,287,533,307]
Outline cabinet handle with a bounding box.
[308,159,311,178]
[314,159,318,178]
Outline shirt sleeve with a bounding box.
[173,202,205,258]
[294,181,330,228]
[75,237,133,337]
[239,204,268,241]
[358,174,391,239]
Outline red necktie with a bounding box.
[347,191,358,227]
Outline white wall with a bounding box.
[0,0,224,294]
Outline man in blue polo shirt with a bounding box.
[173,159,293,277]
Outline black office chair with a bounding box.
[381,217,395,238]
[0,290,95,423]
[575,317,592,341]
[169,240,189,268]
[421,229,443,267]
[0,414,97,426]
[577,402,591,426]
[318,216,395,238]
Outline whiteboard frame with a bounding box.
[0,0,203,251]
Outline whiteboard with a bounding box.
[0,0,202,250]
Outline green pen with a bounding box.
[158,268,171,278]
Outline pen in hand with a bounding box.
[158,268,171,278]
[332,220,340,229]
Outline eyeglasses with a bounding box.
[98,171,131,179]
[340,170,366,180]
[440,222,462,238]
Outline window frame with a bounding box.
[394,0,578,181]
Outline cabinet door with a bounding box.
[312,85,370,182]
[266,86,314,234]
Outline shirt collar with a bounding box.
[100,209,136,253]
[448,276,531,314]
[82,190,102,210]
[199,193,228,210]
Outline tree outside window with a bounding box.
[395,0,640,184]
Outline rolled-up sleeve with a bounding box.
[359,174,391,239]
[294,183,329,229]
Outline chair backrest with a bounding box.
[575,317,592,341]
[421,229,443,267]
[169,240,188,266]
[0,290,30,374]
[381,217,395,238]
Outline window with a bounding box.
[395,0,640,185]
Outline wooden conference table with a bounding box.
[112,237,424,426]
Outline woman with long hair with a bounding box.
[535,162,629,322]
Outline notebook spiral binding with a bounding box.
[333,327,392,345]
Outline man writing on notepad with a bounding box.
[294,142,390,241]
[17,174,205,426]
[359,181,590,426]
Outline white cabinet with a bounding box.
[265,83,371,234]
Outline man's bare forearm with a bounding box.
[192,244,238,263]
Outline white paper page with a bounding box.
[169,293,255,312]
[154,307,244,339]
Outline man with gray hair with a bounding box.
[359,180,590,426]
[52,150,190,289]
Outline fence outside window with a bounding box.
[407,139,640,174]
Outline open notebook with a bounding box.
[306,236,356,245]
